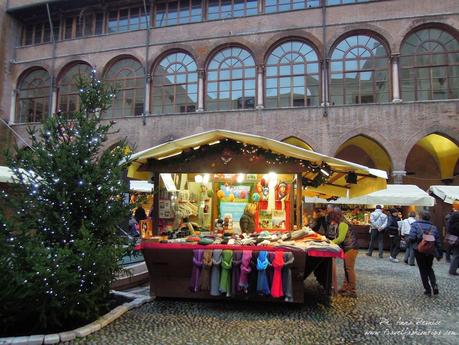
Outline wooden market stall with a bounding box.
[303,184,435,249]
[128,130,388,303]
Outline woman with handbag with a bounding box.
[408,210,442,296]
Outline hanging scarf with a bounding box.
[282,252,294,302]
[210,250,222,296]
[231,251,243,295]
[267,252,275,287]
[249,251,259,295]
[239,250,252,293]
[190,249,204,292]
[256,251,270,295]
[219,250,233,296]
[271,251,285,298]
[199,250,213,291]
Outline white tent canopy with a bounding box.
[429,185,459,204]
[129,180,154,193]
[304,184,435,207]
[0,166,39,184]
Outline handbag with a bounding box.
[444,234,459,250]
[400,238,407,251]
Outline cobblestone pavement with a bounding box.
[72,250,459,345]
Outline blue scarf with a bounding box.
[256,251,270,295]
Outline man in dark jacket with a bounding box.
[446,203,459,275]
[387,208,401,263]
[409,210,442,296]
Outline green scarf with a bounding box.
[219,250,233,296]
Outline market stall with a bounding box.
[303,184,435,249]
[128,130,387,303]
[429,185,459,239]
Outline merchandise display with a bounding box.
[128,131,389,304]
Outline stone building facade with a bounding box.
[1,0,458,188]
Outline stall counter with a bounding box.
[138,242,339,304]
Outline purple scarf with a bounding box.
[190,249,204,292]
[239,250,252,293]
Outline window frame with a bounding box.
[16,69,51,123]
[206,46,257,111]
[329,33,391,105]
[264,40,321,108]
[400,27,459,101]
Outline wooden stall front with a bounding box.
[138,242,335,303]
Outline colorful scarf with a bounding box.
[256,251,270,295]
[239,250,252,293]
[282,252,294,302]
[231,251,243,295]
[199,250,213,291]
[210,249,222,296]
[271,251,285,298]
[190,249,204,292]
[219,250,233,296]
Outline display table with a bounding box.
[138,242,342,304]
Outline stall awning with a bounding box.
[129,180,154,193]
[429,185,459,204]
[0,166,38,184]
[304,184,435,207]
[126,130,387,199]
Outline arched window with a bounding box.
[152,52,198,114]
[400,28,459,101]
[16,69,50,123]
[206,47,256,111]
[58,63,92,114]
[265,40,320,108]
[103,58,145,118]
[330,34,389,105]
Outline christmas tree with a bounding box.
[0,70,133,335]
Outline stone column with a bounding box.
[144,73,151,115]
[9,89,16,123]
[51,88,57,116]
[321,59,329,106]
[392,170,406,184]
[391,54,402,103]
[197,69,204,112]
[256,65,264,109]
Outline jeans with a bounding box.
[445,247,452,262]
[342,249,358,293]
[414,251,437,293]
[368,228,384,257]
[449,247,459,275]
[404,239,415,265]
[389,235,400,259]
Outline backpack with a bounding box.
[417,225,436,256]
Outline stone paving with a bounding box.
[70,250,459,345]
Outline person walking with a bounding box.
[367,205,388,258]
[446,202,459,275]
[387,208,401,262]
[401,211,417,266]
[409,210,442,296]
[331,208,359,297]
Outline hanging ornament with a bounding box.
[228,193,235,202]
[217,190,225,199]
[252,192,260,202]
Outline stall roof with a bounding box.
[126,130,388,198]
[304,184,435,207]
[429,185,459,204]
[129,180,154,193]
[0,166,38,184]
